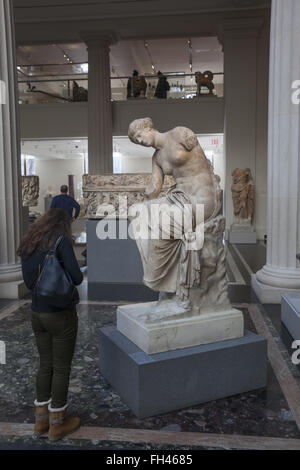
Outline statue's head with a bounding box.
[128,117,155,147]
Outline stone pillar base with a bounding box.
[0,280,29,299]
[117,302,244,354]
[251,273,300,304]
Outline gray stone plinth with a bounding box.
[99,326,267,418]
[229,230,257,244]
[282,293,300,340]
[87,219,158,301]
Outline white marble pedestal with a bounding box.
[117,302,244,354]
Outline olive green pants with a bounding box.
[31,309,78,409]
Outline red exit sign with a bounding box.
[211,138,219,146]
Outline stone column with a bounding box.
[219,17,264,237]
[81,31,118,174]
[252,0,300,303]
[0,0,24,297]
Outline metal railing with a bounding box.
[18,71,224,104]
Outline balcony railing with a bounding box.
[18,70,224,104]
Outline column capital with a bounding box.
[79,30,119,47]
[218,16,264,45]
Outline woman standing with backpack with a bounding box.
[17,208,83,441]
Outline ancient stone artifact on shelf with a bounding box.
[195,70,215,96]
[22,175,39,207]
[116,117,243,354]
[82,173,175,218]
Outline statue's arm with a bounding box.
[145,151,164,199]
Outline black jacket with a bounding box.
[154,76,170,99]
[21,236,83,313]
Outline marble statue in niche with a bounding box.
[22,175,39,207]
[128,117,229,320]
[231,168,255,225]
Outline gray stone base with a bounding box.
[282,293,300,340]
[229,230,257,244]
[87,219,158,302]
[99,326,267,418]
[88,282,158,302]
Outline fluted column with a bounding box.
[81,31,118,174]
[252,0,300,303]
[0,0,23,287]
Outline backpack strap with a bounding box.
[34,236,64,291]
[48,235,64,254]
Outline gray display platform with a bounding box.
[229,230,257,244]
[99,326,267,418]
[87,219,158,302]
[282,293,300,340]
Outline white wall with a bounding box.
[34,157,84,213]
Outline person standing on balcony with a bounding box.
[50,185,80,220]
[154,71,170,99]
[127,70,147,98]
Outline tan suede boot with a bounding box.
[33,399,51,437]
[48,405,80,442]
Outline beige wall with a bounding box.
[223,15,269,240]
[254,16,269,241]
[19,98,224,140]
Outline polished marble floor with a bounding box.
[1,242,300,450]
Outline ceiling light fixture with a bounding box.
[188,38,193,75]
[144,40,156,74]
[56,45,73,65]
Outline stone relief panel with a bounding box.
[82,173,175,219]
[22,175,39,207]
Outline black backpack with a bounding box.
[34,236,79,309]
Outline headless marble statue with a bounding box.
[128,118,230,321]
[231,168,255,225]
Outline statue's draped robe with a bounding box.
[131,188,206,301]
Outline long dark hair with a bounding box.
[17,208,73,259]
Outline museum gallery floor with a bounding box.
[0,243,300,450]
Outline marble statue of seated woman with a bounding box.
[128,118,229,320]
